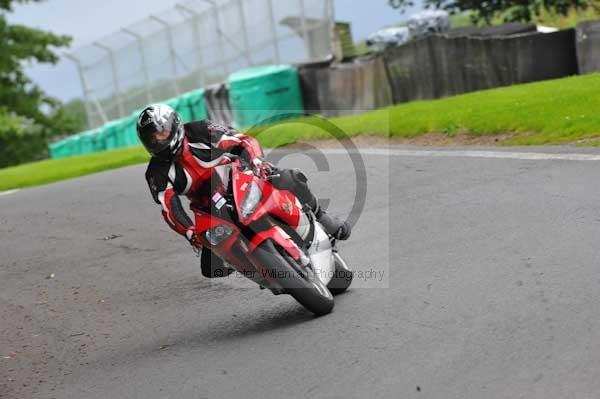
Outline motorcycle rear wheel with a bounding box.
[253,239,334,316]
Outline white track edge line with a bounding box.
[0,189,20,197]
[317,148,600,161]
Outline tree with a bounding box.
[0,0,81,167]
[0,0,73,130]
[388,0,590,24]
[49,98,87,138]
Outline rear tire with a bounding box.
[253,240,334,316]
[327,252,353,295]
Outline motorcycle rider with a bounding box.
[138,104,351,278]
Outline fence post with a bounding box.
[236,0,254,66]
[326,0,335,54]
[121,28,153,104]
[298,0,312,59]
[198,0,254,67]
[266,0,282,64]
[93,41,125,118]
[197,0,229,77]
[149,15,181,96]
[175,3,207,88]
[63,53,95,129]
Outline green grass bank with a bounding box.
[2,73,600,191]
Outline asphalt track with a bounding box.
[2,146,600,399]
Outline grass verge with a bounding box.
[252,73,600,147]
[0,146,149,191]
[2,73,600,191]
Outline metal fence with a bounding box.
[66,0,335,129]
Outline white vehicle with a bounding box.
[407,9,450,39]
[366,26,411,51]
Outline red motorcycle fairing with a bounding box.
[193,207,303,288]
[232,167,302,229]
[192,208,262,278]
[193,209,239,255]
[231,166,305,260]
[191,162,305,267]
[248,225,302,261]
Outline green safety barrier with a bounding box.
[180,88,208,122]
[120,113,140,147]
[228,64,304,129]
[79,129,104,154]
[100,119,122,151]
[49,134,82,159]
[48,87,211,159]
[48,87,209,158]
[48,70,310,158]
[165,96,193,123]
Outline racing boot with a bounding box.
[313,203,351,240]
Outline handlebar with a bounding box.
[224,153,277,180]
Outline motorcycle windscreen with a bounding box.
[232,170,266,224]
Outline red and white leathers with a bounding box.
[145,120,263,239]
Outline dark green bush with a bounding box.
[0,113,48,169]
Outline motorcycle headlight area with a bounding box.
[240,181,263,219]
[205,225,234,246]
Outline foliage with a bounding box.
[0,0,42,11]
[0,111,47,168]
[448,10,476,27]
[388,0,592,24]
[0,0,75,167]
[532,1,600,27]
[446,5,600,28]
[49,99,87,138]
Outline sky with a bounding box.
[7,0,421,101]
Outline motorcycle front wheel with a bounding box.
[253,239,334,316]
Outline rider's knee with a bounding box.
[274,168,307,190]
[290,168,308,184]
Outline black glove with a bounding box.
[252,158,276,178]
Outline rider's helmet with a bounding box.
[136,104,184,160]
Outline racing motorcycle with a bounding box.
[190,156,353,315]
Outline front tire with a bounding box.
[253,240,334,316]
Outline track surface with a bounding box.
[2,146,600,398]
